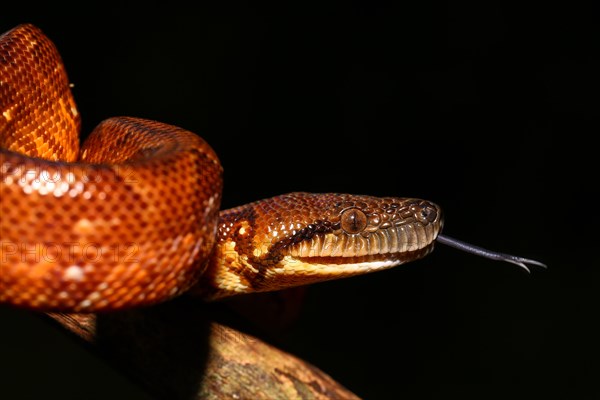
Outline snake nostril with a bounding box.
[418,205,438,223]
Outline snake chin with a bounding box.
[280,244,436,277]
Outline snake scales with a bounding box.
[0,24,544,312]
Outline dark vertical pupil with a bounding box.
[349,210,358,230]
[341,208,367,233]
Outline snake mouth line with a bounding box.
[292,246,435,266]
[277,245,436,278]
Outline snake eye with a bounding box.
[341,208,368,234]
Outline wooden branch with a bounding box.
[47,298,360,400]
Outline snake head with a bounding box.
[207,192,443,298]
[271,193,442,258]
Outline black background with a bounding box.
[1,3,598,399]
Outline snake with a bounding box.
[0,24,545,312]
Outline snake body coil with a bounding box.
[1,25,542,312]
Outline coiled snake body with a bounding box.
[0,25,544,312]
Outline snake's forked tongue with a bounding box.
[435,234,547,273]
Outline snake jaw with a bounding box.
[273,246,435,283]
[275,220,441,284]
[286,222,441,259]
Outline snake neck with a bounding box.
[192,204,284,301]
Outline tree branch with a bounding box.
[46,298,359,399]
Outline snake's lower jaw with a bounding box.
[280,245,436,282]
[276,222,441,283]
[263,222,441,292]
[200,242,437,302]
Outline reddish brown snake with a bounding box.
[0,24,544,312]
